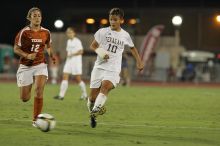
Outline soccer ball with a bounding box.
[35,113,56,132]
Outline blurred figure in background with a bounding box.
[49,51,60,84]
[53,27,87,100]
[181,63,196,81]
[120,51,130,86]
[3,55,11,73]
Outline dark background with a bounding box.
[1,0,220,51]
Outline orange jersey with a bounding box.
[15,26,52,66]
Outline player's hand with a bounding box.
[26,53,37,60]
[103,54,109,61]
[136,61,144,71]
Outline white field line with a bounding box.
[0,118,220,131]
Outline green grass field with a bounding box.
[0,82,219,146]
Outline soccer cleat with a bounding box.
[98,106,106,115]
[90,113,97,128]
[80,93,88,100]
[92,106,107,116]
[53,95,64,100]
[89,106,107,128]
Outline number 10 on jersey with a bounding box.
[107,44,118,53]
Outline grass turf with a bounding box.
[0,82,219,146]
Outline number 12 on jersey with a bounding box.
[31,44,40,52]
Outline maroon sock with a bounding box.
[33,97,43,121]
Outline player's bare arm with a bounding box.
[90,39,109,60]
[68,49,83,57]
[46,44,56,64]
[90,39,99,51]
[14,44,36,60]
[130,47,144,71]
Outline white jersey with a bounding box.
[94,27,134,73]
[66,37,83,64]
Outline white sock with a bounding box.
[87,98,94,112]
[92,93,107,112]
[59,80,68,98]
[79,81,87,97]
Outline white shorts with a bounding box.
[16,63,48,87]
[63,60,82,75]
[90,68,120,88]
[49,66,58,78]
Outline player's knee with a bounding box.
[20,97,30,102]
[75,76,82,83]
[89,96,96,102]
[100,87,110,95]
[76,79,81,84]
[20,92,31,102]
[62,74,69,80]
[22,99,29,102]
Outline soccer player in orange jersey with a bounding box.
[13,7,56,127]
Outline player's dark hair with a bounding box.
[109,8,124,18]
[26,7,42,21]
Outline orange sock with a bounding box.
[33,97,43,121]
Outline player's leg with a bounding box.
[88,68,103,112]
[73,62,87,100]
[88,68,103,128]
[33,75,47,121]
[50,66,58,84]
[89,82,112,128]
[87,88,100,112]
[92,80,113,113]
[54,61,71,100]
[16,65,34,102]
[75,75,87,100]
[120,68,125,85]
[92,70,120,113]
[54,73,69,100]
[90,70,120,127]
[88,87,100,128]
[19,85,32,102]
[123,68,130,86]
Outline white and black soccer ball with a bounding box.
[35,113,56,132]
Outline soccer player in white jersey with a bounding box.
[54,27,87,100]
[88,8,144,128]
